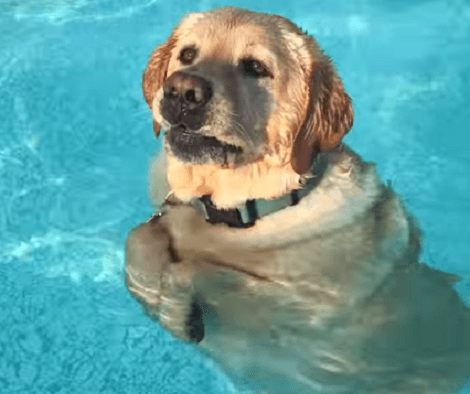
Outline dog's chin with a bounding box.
[165,125,244,166]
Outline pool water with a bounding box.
[1,0,469,393]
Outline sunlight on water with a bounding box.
[0,0,469,392]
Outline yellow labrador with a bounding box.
[125,7,470,394]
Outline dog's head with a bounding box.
[143,7,353,175]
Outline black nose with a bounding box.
[164,71,212,108]
[161,71,212,130]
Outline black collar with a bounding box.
[198,192,298,228]
[191,174,322,228]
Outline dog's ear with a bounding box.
[291,56,354,174]
[142,35,178,138]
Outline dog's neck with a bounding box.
[191,174,323,227]
[165,152,330,210]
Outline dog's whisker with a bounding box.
[222,109,257,150]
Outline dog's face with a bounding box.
[143,7,353,174]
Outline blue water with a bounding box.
[1,0,469,393]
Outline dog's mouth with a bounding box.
[165,124,243,165]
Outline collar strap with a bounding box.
[190,175,321,228]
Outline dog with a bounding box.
[125,7,470,394]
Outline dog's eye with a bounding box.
[180,47,198,65]
[242,58,272,78]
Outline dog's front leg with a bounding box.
[125,214,201,342]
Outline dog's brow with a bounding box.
[239,42,276,60]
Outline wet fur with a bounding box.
[126,7,470,394]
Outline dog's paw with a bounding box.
[126,214,177,275]
[125,213,184,313]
